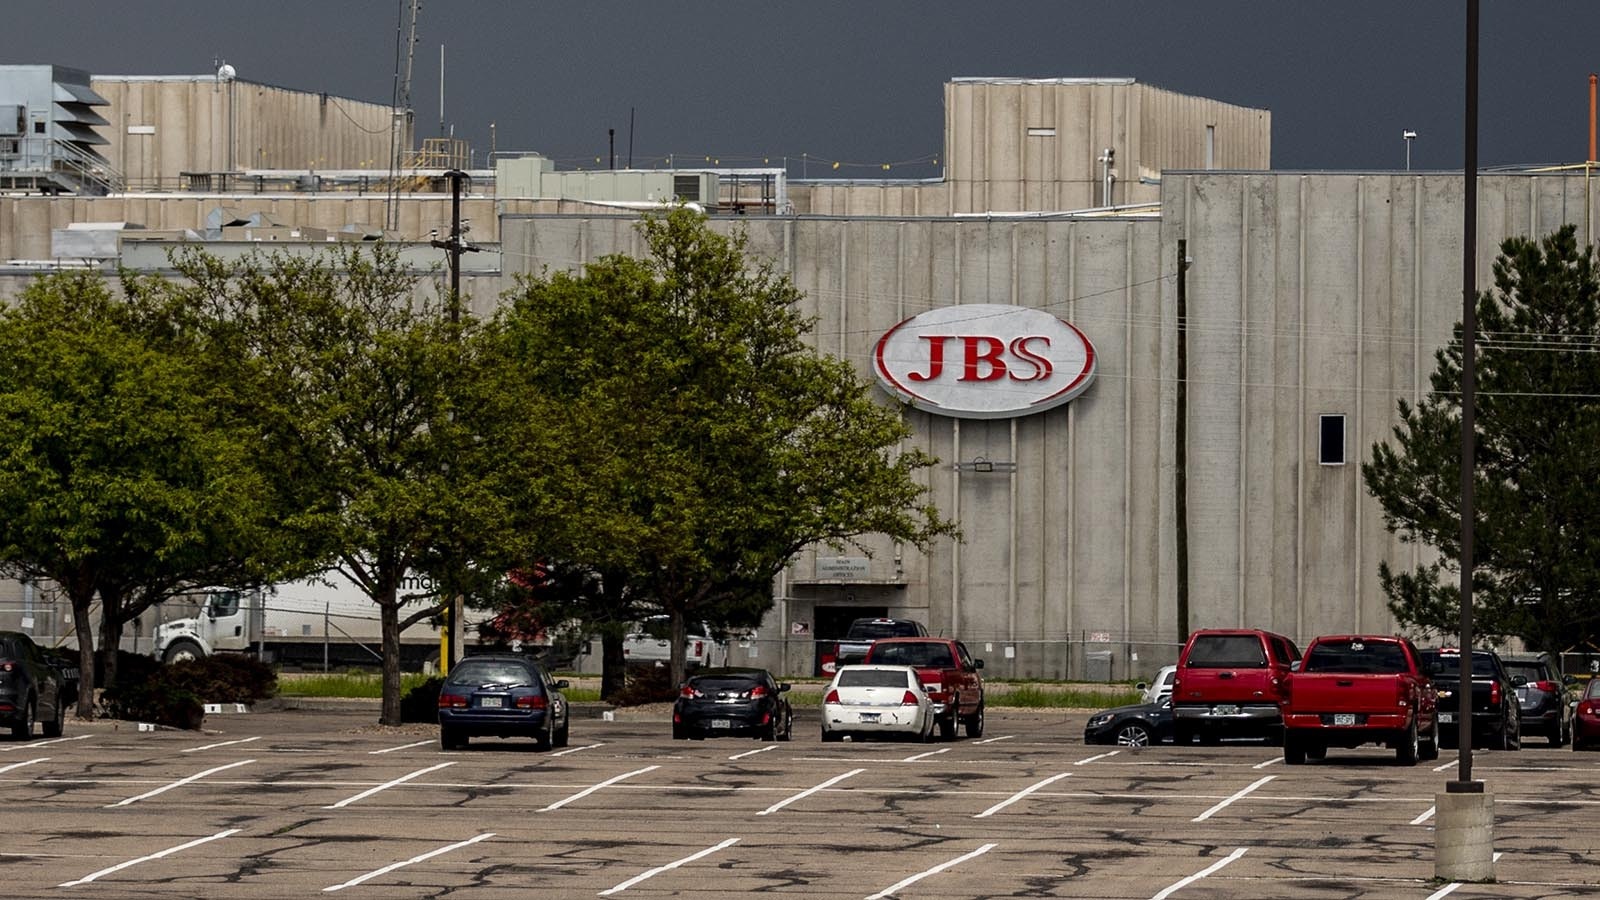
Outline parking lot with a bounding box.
[4,706,1598,899]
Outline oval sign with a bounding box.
[873,304,1096,419]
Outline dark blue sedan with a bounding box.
[437,655,569,751]
[1083,698,1174,747]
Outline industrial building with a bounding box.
[2,66,1595,680]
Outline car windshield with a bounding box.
[837,669,912,689]
[1302,640,1409,674]
[1418,651,1499,677]
[690,676,761,692]
[447,661,537,687]
[849,622,919,639]
[1187,635,1268,668]
[1502,663,1547,683]
[1586,680,1600,700]
[868,643,954,668]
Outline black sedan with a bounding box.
[1084,698,1173,747]
[0,631,73,740]
[436,655,570,750]
[673,667,793,741]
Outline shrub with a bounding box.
[98,654,278,729]
[610,665,677,707]
[401,677,443,723]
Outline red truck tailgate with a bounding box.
[1288,673,1403,714]
[1176,667,1281,706]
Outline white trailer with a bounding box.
[151,573,483,670]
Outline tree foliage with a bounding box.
[1364,226,1600,654]
[488,207,956,688]
[0,271,277,715]
[163,246,514,725]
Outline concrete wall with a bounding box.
[92,77,402,188]
[0,193,500,260]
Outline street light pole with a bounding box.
[1403,130,1418,171]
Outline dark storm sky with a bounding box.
[4,1,1595,177]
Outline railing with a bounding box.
[0,136,124,195]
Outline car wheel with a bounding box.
[1550,721,1567,747]
[1115,723,1152,747]
[821,728,843,743]
[1420,724,1440,761]
[535,718,554,751]
[938,695,959,741]
[42,697,65,739]
[964,701,985,739]
[672,723,688,740]
[10,698,35,740]
[759,721,778,741]
[1305,743,1327,761]
[439,726,466,750]
[777,709,793,742]
[1396,721,1420,766]
[553,719,569,748]
[1283,735,1306,765]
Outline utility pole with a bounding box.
[1175,240,1190,643]
[429,169,479,672]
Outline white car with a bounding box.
[821,664,935,742]
[1139,665,1177,705]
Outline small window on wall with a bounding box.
[1319,414,1346,466]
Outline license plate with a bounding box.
[1213,704,1239,716]
[860,712,880,723]
[711,719,732,729]
[1439,712,1455,724]
[479,697,502,709]
[1333,713,1356,726]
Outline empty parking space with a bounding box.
[2,710,1596,898]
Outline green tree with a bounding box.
[0,271,276,716]
[1364,226,1600,654]
[489,207,956,688]
[167,247,514,725]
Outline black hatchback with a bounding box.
[437,655,569,751]
[673,667,793,741]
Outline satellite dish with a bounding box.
[217,63,237,83]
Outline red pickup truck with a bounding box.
[1281,634,1439,765]
[862,637,985,739]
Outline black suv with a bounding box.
[833,618,928,669]
[1501,653,1577,747]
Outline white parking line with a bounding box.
[973,772,1071,818]
[1410,805,1436,825]
[540,765,659,812]
[1425,852,1503,899]
[368,740,433,755]
[322,832,495,893]
[1191,775,1276,822]
[58,828,242,887]
[324,762,455,810]
[903,747,949,762]
[756,768,864,816]
[1,734,90,752]
[728,745,775,761]
[597,837,739,896]
[107,759,256,808]
[183,736,261,753]
[864,842,998,900]
[1076,750,1119,765]
[1150,847,1247,900]
[552,742,605,758]
[0,757,48,774]
[1433,756,1459,773]
[974,735,1014,744]
[1252,756,1282,769]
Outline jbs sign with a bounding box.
[873,304,1096,419]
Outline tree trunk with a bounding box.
[669,608,688,690]
[380,600,402,726]
[600,632,626,701]
[97,605,123,691]
[66,583,98,719]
